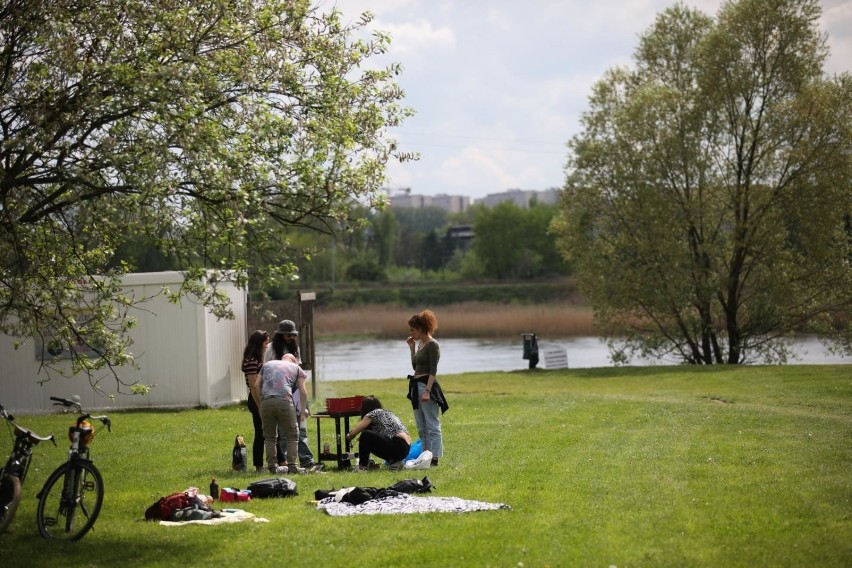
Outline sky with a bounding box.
[328,0,852,202]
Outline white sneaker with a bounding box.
[269,465,288,474]
[404,450,433,470]
[387,460,405,471]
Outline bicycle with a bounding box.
[35,396,111,541]
[0,403,56,536]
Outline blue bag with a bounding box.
[406,439,422,461]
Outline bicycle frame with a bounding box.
[1,408,55,483]
[0,404,55,536]
[34,396,110,541]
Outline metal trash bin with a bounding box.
[521,332,539,369]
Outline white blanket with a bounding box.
[316,494,511,517]
[159,508,269,526]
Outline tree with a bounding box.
[0,0,412,391]
[551,0,852,365]
[474,201,567,279]
[391,206,447,269]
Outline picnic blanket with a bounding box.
[316,493,511,516]
[159,508,269,526]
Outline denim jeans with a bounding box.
[260,397,298,468]
[413,382,443,458]
[281,422,315,467]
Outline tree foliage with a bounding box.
[551,0,852,364]
[474,201,568,280]
[0,0,412,390]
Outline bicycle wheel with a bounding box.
[0,473,22,535]
[36,460,104,541]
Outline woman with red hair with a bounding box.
[405,309,448,467]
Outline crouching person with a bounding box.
[345,396,411,472]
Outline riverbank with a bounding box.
[312,302,596,339]
[248,300,596,339]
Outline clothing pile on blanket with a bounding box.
[160,508,269,526]
[313,476,512,517]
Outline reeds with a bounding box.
[313,302,596,338]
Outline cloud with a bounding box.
[332,0,852,199]
[375,19,456,55]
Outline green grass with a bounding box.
[1,365,851,567]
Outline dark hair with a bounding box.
[243,330,269,362]
[271,332,300,360]
[360,395,382,417]
[408,309,438,334]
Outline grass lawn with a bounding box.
[1,365,850,567]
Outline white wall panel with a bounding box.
[0,271,246,414]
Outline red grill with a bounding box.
[325,396,364,414]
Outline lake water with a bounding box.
[312,336,849,382]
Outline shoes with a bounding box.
[351,464,370,472]
[308,463,325,473]
[255,466,265,473]
[404,450,433,470]
[289,465,307,474]
[268,465,289,474]
[387,460,405,471]
[430,458,439,467]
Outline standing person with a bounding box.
[259,353,308,474]
[242,330,271,472]
[264,320,319,470]
[345,396,411,472]
[264,319,301,364]
[406,309,449,467]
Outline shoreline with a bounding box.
[312,302,597,339]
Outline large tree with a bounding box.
[551,0,852,364]
[0,0,412,390]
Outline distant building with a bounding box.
[388,191,470,213]
[390,192,432,209]
[446,224,474,250]
[385,187,559,212]
[477,187,561,208]
[430,194,470,214]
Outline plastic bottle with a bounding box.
[210,478,219,499]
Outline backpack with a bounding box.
[232,435,247,471]
[144,492,194,521]
[246,477,298,499]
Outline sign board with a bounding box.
[543,347,569,369]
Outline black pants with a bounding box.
[358,431,410,467]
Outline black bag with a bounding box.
[247,477,298,498]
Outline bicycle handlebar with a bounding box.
[1,403,57,445]
[90,415,112,432]
[50,397,112,433]
[50,396,82,412]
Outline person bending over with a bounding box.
[345,396,411,472]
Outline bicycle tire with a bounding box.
[0,473,22,535]
[36,460,104,541]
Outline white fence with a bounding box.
[0,271,247,414]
